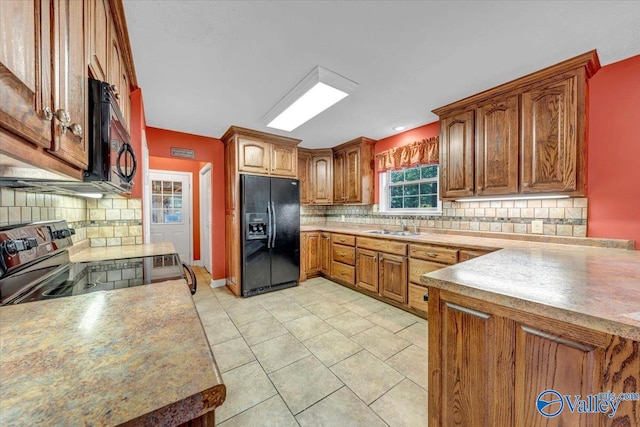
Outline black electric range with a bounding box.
[0,220,196,306]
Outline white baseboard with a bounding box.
[191,260,203,267]
[209,278,226,288]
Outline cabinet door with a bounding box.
[271,143,296,176]
[356,248,378,293]
[50,0,88,169]
[225,212,240,295]
[333,150,345,203]
[224,140,237,211]
[298,151,312,204]
[514,325,604,427]
[0,0,52,149]
[108,23,129,130]
[320,232,331,276]
[311,154,333,204]
[379,253,407,303]
[440,111,475,198]
[429,291,515,427]
[476,95,519,196]
[238,138,270,174]
[521,76,579,193]
[86,0,110,81]
[306,232,320,274]
[344,146,361,203]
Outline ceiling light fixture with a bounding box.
[455,194,570,203]
[77,193,104,199]
[393,126,406,131]
[263,66,358,132]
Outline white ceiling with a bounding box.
[123,1,640,148]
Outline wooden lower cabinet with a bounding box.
[355,248,378,293]
[428,288,639,427]
[305,232,320,277]
[320,232,331,276]
[379,253,407,304]
[331,261,355,285]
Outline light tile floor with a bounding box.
[190,267,428,426]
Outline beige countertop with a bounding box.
[0,281,225,426]
[303,223,640,340]
[70,242,178,263]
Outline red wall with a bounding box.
[373,122,440,203]
[146,127,226,278]
[587,54,640,249]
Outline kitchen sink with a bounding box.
[364,229,419,236]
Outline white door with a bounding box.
[199,164,212,273]
[149,170,192,263]
[142,131,151,243]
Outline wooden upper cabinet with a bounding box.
[434,51,599,200]
[476,95,519,196]
[271,143,296,177]
[49,0,88,169]
[333,150,345,203]
[298,150,312,205]
[521,76,580,193]
[238,137,270,174]
[0,0,52,149]
[311,152,333,204]
[86,0,110,82]
[440,110,475,199]
[333,137,375,204]
[224,138,237,211]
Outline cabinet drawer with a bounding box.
[332,243,355,265]
[332,233,355,246]
[459,248,493,262]
[408,258,446,284]
[409,244,458,264]
[408,283,429,314]
[357,237,407,256]
[331,261,355,285]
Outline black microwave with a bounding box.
[86,78,137,193]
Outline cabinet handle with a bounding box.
[477,185,483,190]
[426,252,438,258]
[42,107,53,121]
[523,182,529,187]
[340,271,347,276]
[338,252,346,257]
[70,123,83,138]
[53,109,71,125]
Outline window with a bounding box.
[379,165,441,214]
[151,180,184,224]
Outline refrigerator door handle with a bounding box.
[266,203,272,249]
[271,201,277,248]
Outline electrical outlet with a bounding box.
[341,214,345,222]
[531,220,544,234]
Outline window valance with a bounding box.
[375,136,439,172]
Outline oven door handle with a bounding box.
[182,261,197,295]
[116,143,137,183]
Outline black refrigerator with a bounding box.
[241,174,300,297]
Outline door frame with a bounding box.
[199,163,213,274]
[148,169,193,264]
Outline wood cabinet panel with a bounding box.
[408,283,429,314]
[459,248,493,262]
[408,258,444,285]
[311,153,333,204]
[409,244,457,264]
[225,213,240,295]
[0,0,52,149]
[331,233,355,246]
[224,139,236,211]
[514,324,603,427]
[356,248,378,293]
[238,138,270,174]
[521,76,579,193]
[332,243,355,266]
[357,237,407,256]
[440,110,475,198]
[305,232,320,276]
[298,150,312,205]
[320,232,331,276]
[379,253,407,304]
[86,0,110,81]
[50,0,88,169]
[344,146,361,203]
[602,336,640,427]
[271,143,296,176]
[331,261,355,285]
[476,95,519,195]
[333,150,345,203]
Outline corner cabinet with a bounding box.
[428,288,639,427]
[221,126,302,296]
[0,0,136,177]
[298,149,312,205]
[333,137,375,204]
[433,51,600,200]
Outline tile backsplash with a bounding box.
[301,197,588,237]
[0,188,143,247]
